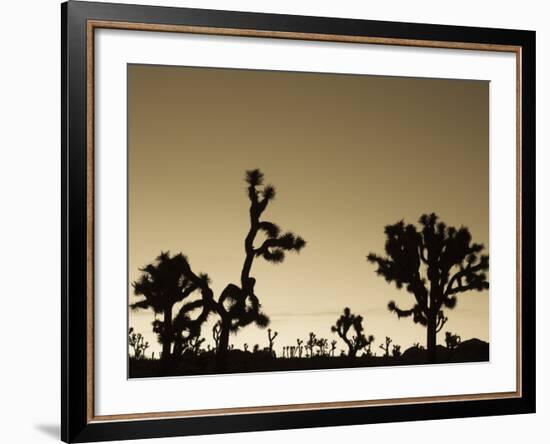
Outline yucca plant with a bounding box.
[368,213,489,363]
[379,336,392,357]
[167,169,306,371]
[131,252,205,362]
[331,307,374,358]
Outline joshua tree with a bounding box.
[128,328,149,359]
[171,169,306,370]
[212,321,222,352]
[267,329,278,357]
[367,213,489,363]
[143,342,150,359]
[392,344,402,357]
[253,344,260,353]
[331,308,375,358]
[306,333,317,358]
[131,252,205,363]
[316,338,328,356]
[243,343,249,352]
[173,335,205,357]
[379,336,392,357]
[445,332,462,350]
[330,340,337,357]
[211,321,221,352]
[364,342,373,358]
[189,336,205,355]
[284,345,296,358]
[290,346,297,358]
[296,339,304,358]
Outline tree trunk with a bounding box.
[173,337,183,358]
[161,306,173,363]
[216,321,230,372]
[348,347,357,365]
[426,313,437,364]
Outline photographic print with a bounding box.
[127,65,490,378]
[63,3,535,440]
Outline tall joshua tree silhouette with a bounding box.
[331,308,374,358]
[172,169,306,371]
[367,213,489,363]
[131,252,206,363]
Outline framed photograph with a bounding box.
[62,1,535,442]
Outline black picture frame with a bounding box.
[62,1,536,442]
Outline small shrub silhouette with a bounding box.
[306,332,317,358]
[379,336,392,357]
[283,345,297,358]
[330,340,337,357]
[267,329,278,357]
[290,345,297,358]
[212,321,221,352]
[128,327,149,359]
[316,338,329,356]
[364,342,374,358]
[392,344,402,357]
[296,339,304,358]
[445,332,462,350]
[189,336,205,355]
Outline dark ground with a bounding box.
[129,338,489,378]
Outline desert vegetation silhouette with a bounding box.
[129,184,490,377]
[131,169,306,371]
[331,308,374,358]
[367,213,489,363]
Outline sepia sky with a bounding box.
[128,64,489,358]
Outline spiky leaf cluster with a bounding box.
[131,252,199,313]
